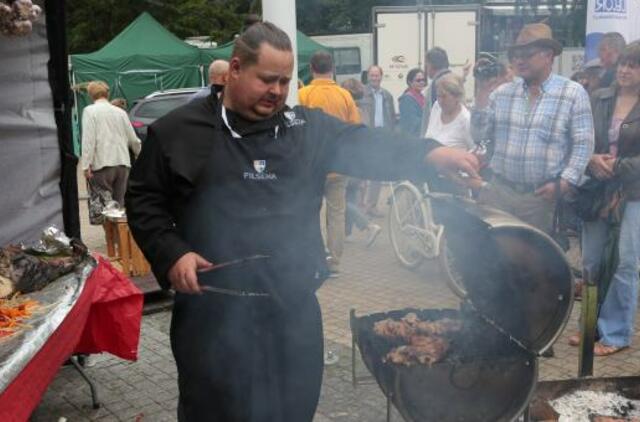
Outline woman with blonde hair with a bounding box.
[81,81,141,224]
[425,73,473,150]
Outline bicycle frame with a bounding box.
[388,181,444,260]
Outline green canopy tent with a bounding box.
[200,31,331,84]
[70,13,205,142]
[71,12,205,101]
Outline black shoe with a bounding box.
[541,346,555,358]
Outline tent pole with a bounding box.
[263,0,298,106]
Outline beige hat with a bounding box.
[508,23,562,56]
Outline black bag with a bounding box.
[570,179,612,221]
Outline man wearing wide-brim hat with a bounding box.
[470,23,595,354]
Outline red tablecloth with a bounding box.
[0,256,143,421]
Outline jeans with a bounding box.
[582,200,640,347]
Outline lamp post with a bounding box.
[262,0,299,106]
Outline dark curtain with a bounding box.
[45,1,81,239]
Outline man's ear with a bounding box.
[229,57,242,78]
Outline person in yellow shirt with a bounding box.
[299,50,360,277]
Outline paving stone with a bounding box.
[29,193,640,420]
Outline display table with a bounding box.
[103,216,151,277]
[0,257,143,421]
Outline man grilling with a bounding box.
[126,21,479,422]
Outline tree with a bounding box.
[67,0,253,54]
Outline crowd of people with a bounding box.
[76,16,640,422]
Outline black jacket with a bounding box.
[126,93,440,294]
[591,86,640,200]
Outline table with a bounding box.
[0,257,143,421]
[103,216,151,277]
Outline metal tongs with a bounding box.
[197,254,270,274]
[197,254,271,297]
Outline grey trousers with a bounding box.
[91,165,130,206]
[478,176,556,236]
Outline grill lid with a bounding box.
[431,194,574,354]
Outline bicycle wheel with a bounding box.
[388,183,429,269]
[438,235,467,299]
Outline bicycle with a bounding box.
[387,180,467,298]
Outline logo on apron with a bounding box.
[254,160,266,174]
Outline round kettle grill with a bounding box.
[350,195,574,422]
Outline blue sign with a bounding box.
[594,0,626,14]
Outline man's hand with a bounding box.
[535,179,570,202]
[84,168,93,180]
[588,154,615,180]
[426,147,481,188]
[461,59,472,81]
[168,252,213,294]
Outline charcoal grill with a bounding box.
[351,195,574,422]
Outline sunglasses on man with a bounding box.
[508,48,543,62]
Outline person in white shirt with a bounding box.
[81,81,141,222]
[425,73,473,151]
[425,73,473,195]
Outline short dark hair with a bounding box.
[619,42,640,68]
[600,32,626,53]
[426,47,449,71]
[310,50,334,74]
[406,68,423,86]
[341,78,365,100]
[232,21,292,66]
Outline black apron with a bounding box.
[171,117,326,422]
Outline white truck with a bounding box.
[311,4,585,108]
[309,33,373,84]
[312,6,480,106]
[373,5,480,106]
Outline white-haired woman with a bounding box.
[425,73,473,150]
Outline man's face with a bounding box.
[368,67,382,89]
[509,47,552,82]
[211,73,227,86]
[226,43,294,121]
[598,44,618,68]
[425,61,437,79]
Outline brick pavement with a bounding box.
[29,190,640,421]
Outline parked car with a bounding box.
[128,88,201,140]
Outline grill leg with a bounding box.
[351,330,356,388]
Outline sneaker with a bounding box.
[366,224,382,247]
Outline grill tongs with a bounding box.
[197,254,271,297]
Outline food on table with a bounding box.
[0,245,83,299]
[0,296,39,338]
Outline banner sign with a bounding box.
[585,0,640,60]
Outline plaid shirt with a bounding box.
[471,74,594,186]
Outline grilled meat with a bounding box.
[0,245,83,298]
[374,313,462,341]
[375,313,461,366]
[385,336,450,366]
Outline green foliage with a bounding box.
[67,0,254,54]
